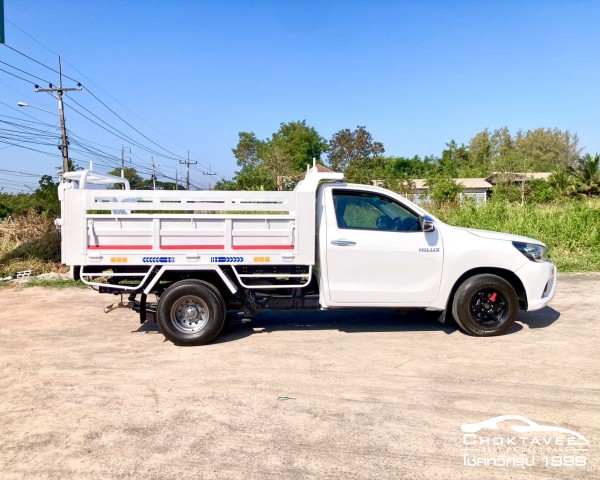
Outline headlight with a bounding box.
[512,241,549,262]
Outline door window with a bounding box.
[332,190,420,232]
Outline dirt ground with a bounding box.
[0,273,598,480]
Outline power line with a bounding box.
[2,42,80,84]
[3,25,222,177]
[0,113,56,126]
[0,66,36,85]
[203,164,217,190]
[85,86,191,162]
[4,42,200,167]
[0,168,42,177]
[0,100,57,124]
[0,59,52,85]
[34,56,82,174]
[4,27,195,156]
[179,152,197,190]
[0,139,63,158]
[62,95,188,164]
[2,21,225,182]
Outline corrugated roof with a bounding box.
[373,173,552,190]
[485,172,552,183]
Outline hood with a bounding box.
[456,227,545,245]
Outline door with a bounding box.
[324,188,443,305]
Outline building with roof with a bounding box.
[373,172,553,204]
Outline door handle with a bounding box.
[331,239,356,246]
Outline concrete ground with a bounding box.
[0,273,598,480]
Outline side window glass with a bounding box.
[332,190,420,232]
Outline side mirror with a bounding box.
[420,214,435,232]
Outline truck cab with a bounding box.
[57,165,557,345]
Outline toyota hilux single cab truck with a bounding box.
[57,164,556,345]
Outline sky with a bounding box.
[0,0,599,193]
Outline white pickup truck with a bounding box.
[57,165,556,345]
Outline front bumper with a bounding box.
[515,260,557,311]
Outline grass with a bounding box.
[430,198,600,272]
[0,210,67,278]
[0,278,86,290]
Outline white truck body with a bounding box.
[57,165,556,345]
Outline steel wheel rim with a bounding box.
[170,295,209,334]
[469,288,507,328]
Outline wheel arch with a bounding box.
[445,267,527,314]
[143,265,237,302]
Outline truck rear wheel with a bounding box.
[156,279,226,346]
[451,274,518,336]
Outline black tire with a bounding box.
[451,274,519,336]
[156,279,226,346]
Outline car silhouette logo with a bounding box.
[462,415,588,446]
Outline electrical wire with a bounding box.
[0,59,52,85]
[2,22,226,184]
[0,100,57,124]
[3,29,199,156]
[62,96,186,164]
[2,42,80,84]
[0,66,36,85]
[0,168,42,177]
[3,28,222,177]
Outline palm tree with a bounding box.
[573,153,600,196]
[548,166,578,198]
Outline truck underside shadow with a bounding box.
[131,305,565,344]
[133,310,462,344]
[516,306,561,329]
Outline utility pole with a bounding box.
[120,144,131,181]
[203,164,216,190]
[151,157,156,190]
[34,56,81,175]
[179,151,197,190]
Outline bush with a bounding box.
[526,179,555,204]
[0,210,65,277]
[431,198,600,272]
[490,183,522,203]
[426,176,463,205]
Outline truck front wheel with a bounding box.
[451,274,519,336]
[156,280,226,346]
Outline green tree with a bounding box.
[213,179,238,191]
[327,125,384,172]
[267,120,328,174]
[232,132,264,169]
[525,179,555,204]
[514,128,581,170]
[467,129,493,175]
[227,120,327,190]
[491,183,522,203]
[548,166,578,198]
[425,175,463,205]
[344,156,389,185]
[572,153,600,196]
[34,175,60,216]
[440,140,469,177]
[108,167,144,189]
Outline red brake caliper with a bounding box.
[489,292,497,303]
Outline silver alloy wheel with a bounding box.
[170,295,209,334]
